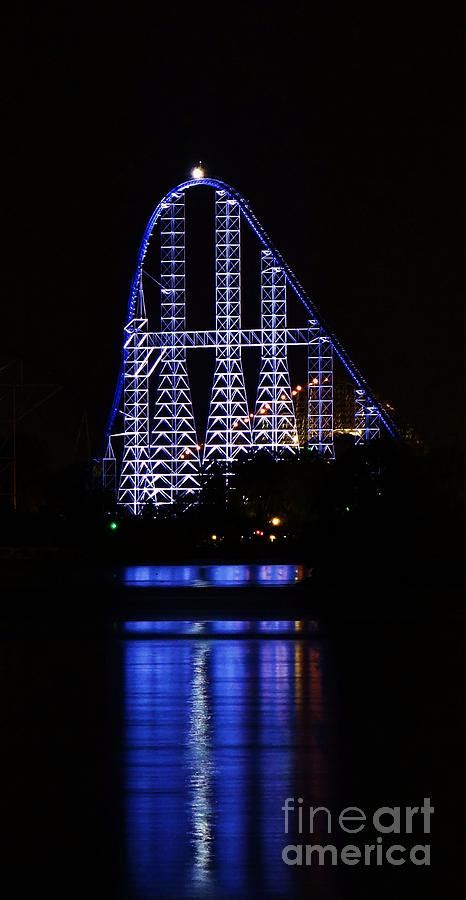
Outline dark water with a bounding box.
[4,605,464,898]
[123,623,331,899]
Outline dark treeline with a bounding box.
[0,438,465,591]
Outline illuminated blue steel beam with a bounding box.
[308,321,334,457]
[204,191,252,466]
[144,327,313,348]
[106,177,398,443]
[117,308,154,514]
[253,251,298,453]
[355,389,381,444]
[151,192,200,502]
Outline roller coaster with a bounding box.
[104,174,396,514]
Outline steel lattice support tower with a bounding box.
[151,192,200,502]
[204,191,252,466]
[253,251,298,452]
[118,303,153,514]
[354,389,381,444]
[308,322,335,457]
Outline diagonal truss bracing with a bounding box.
[308,321,335,457]
[253,251,298,452]
[151,192,200,501]
[118,309,153,514]
[355,389,381,444]
[203,192,252,466]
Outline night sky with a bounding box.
[8,8,466,454]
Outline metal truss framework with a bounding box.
[151,193,200,503]
[204,192,251,466]
[117,277,156,513]
[354,389,381,444]
[107,178,395,512]
[253,251,298,453]
[117,307,152,514]
[308,321,334,457]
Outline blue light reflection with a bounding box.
[122,619,318,637]
[123,563,306,588]
[122,632,336,898]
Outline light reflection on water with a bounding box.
[189,642,214,891]
[123,563,306,588]
[123,625,337,899]
[122,620,320,637]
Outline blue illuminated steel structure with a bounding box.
[106,177,397,512]
[253,251,298,452]
[308,321,334,456]
[150,192,200,502]
[203,192,251,465]
[117,283,154,514]
[354,389,381,444]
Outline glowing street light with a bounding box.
[191,162,205,179]
[271,516,282,527]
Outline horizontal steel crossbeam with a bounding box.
[146,328,314,349]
